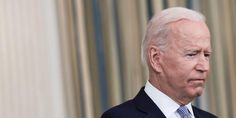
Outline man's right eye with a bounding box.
[186,53,196,57]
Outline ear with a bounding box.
[148,46,162,73]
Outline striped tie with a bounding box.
[177,106,191,118]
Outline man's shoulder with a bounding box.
[101,99,144,118]
[192,106,217,118]
[104,99,135,112]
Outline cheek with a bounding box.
[166,57,188,69]
[161,51,197,78]
[168,59,196,78]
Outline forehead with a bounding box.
[170,20,210,37]
[168,20,211,50]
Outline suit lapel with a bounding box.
[132,87,214,118]
[133,87,166,118]
[192,105,201,118]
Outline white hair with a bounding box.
[141,7,206,66]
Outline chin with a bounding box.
[190,87,204,97]
[195,90,203,97]
[188,82,205,96]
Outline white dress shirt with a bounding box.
[144,81,195,118]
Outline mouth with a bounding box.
[188,78,206,84]
[187,78,206,88]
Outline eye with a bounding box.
[204,54,210,57]
[204,53,211,59]
[185,53,197,60]
[186,53,197,57]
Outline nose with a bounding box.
[195,54,209,73]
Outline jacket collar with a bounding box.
[133,87,166,118]
[192,105,203,118]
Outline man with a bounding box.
[101,7,217,118]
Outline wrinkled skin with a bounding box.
[149,20,211,105]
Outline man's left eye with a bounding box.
[204,53,211,58]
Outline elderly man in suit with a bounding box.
[101,7,217,118]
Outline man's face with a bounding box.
[159,20,211,101]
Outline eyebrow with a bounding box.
[184,49,212,53]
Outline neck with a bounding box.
[149,73,194,105]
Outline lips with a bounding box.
[188,78,205,83]
[187,78,206,87]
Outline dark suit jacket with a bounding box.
[101,87,217,118]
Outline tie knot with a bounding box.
[177,106,191,118]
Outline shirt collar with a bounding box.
[144,80,194,117]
